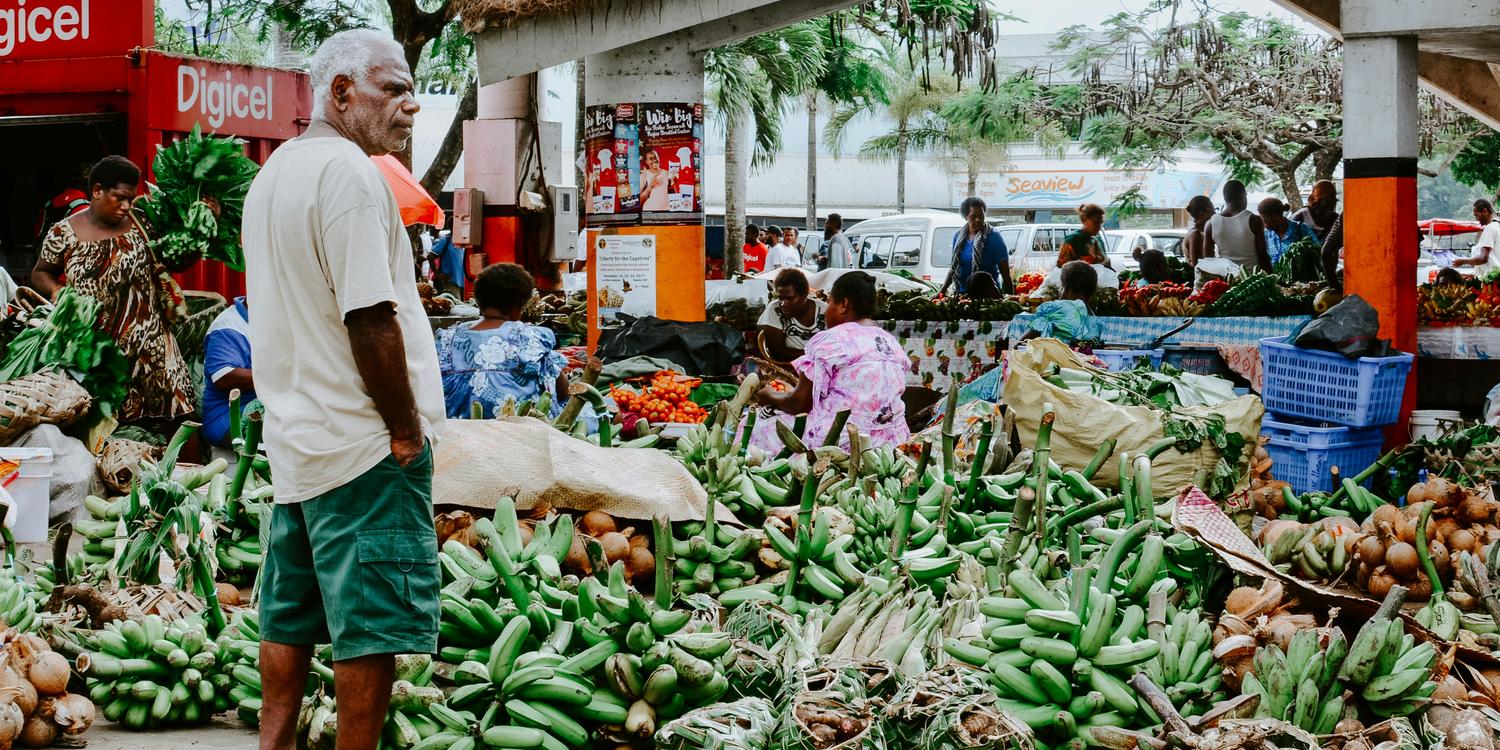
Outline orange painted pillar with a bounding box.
[1342,36,1419,436]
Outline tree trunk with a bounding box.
[725,107,748,274]
[420,76,478,198]
[1275,166,1305,212]
[896,122,908,213]
[966,154,979,198]
[386,0,456,170]
[806,93,818,232]
[576,59,587,193]
[1313,145,1342,184]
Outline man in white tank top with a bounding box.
[1204,180,1272,272]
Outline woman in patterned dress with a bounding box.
[751,271,911,450]
[757,267,825,362]
[31,156,195,425]
[435,263,568,419]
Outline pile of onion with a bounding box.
[1351,481,1500,602]
[0,631,94,749]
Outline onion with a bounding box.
[1386,542,1419,580]
[580,511,617,537]
[626,547,655,584]
[1357,534,1387,567]
[51,694,93,735]
[0,699,20,749]
[16,715,53,748]
[25,654,67,697]
[1368,566,1396,599]
[599,532,631,563]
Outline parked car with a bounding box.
[832,212,1085,285]
[1104,229,1188,271]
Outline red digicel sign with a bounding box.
[0,0,148,61]
[147,53,306,141]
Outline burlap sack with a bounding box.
[431,417,716,522]
[1002,339,1262,494]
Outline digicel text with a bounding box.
[178,64,275,128]
[0,0,90,58]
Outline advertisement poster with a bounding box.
[638,102,703,218]
[595,234,657,326]
[582,104,640,221]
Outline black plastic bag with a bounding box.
[1292,293,1395,358]
[597,316,746,376]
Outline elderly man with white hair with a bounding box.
[241,29,446,750]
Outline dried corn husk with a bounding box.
[655,697,779,750]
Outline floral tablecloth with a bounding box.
[877,319,1009,388]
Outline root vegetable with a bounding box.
[580,511,617,537]
[1432,540,1451,577]
[1259,520,1302,548]
[216,582,241,607]
[16,715,53,748]
[1357,534,1386,567]
[1386,542,1419,580]
[1373,504,1403,530]
[25,653,67,697]
[1408,574,1434,601]
[1433,675,1468,702]
[564,534,591,576]
[626,547,655,583]
[600,532,631,562]
[1368,566,1396,599]
[1461,495,1494,525]
[629,534,649,549]
[1450,528,1479,555]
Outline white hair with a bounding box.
[309,29,405,117]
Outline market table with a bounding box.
[878,319,1009,388]
[1417,326,1500,359]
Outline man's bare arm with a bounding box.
[346,303,423,464]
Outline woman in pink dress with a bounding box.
[752,271,911,450]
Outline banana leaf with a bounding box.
[657,697,779,750]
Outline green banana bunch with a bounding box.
[670,498,764,597]
[1238,628,1350,733]
[0,566,40,633]
[80,614,232,729]
[28,552,84,610]
[74,494,127,573]
[1139,595,1222,718]
[1263,519,1351,582]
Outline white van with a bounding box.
[832,212,1086,284]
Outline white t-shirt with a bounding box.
[766,243,801,269]
[1477,221,1500,275]
[242,137,446,504]
[825,233,854,267]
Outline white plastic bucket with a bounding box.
[1409,409,1463,442]
[0,448,53,543]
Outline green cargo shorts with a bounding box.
[260,445,440,661]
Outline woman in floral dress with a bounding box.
[31,156,194,425]
[751,271,910,451]
[435,263,568,419]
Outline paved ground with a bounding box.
[88,717,258,749]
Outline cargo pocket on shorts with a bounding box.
[356,529,439,636]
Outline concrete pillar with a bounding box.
[583,37,707,347]
[1341,35,1419,427]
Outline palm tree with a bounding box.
[924,77,1070,196]
[707,24,827,273]
[824,41,956,213]
[804,20,891,231]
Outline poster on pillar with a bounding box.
[637,103,703,222]
[583,104,641,224]
[594,233,658,327]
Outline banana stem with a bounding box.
[1414,502,1443,597]
[964,417,996,511]
[1119,452,1136,521]
[999,486,1037,567]
[739,408,757,455]
[1134,455,1154,524]
[227,412,262,511]
[228,389,242,444]
[555,357,601,431]
[1082,438,1117,481]
[652,516,672,609]
[1031,406,1055,542]
[823,409,851,448]
[1048,496,1127,540]
[1331,448,1400,503]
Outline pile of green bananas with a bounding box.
[75,495,126,572]
[0,566,40,633]
[816,582,970,678]
[673,427,771,521]
[1238,628,1349,733]
[79,614,233,729]
[213,475,273,587]
[670,500,765,597]
[28,553,83,611]
[1139,590,1223,718]
[1263,518,1352,582]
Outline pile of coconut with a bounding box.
[0,631,91,748]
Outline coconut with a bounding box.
[580,511,617,537]
[51,694,93,735]
[0,698,20,750]
[599,532,631,562]
[15,715,52,748]
[25,653,67,697]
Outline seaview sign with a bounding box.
[0,0,148,61]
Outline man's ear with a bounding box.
[329,74,355,112]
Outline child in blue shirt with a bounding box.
[202,297,254,447]
[1020,261,1104,346]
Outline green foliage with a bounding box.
[0,289,130,419]
[707,23,829,169]
[1273,238,1323,284]
[136,126,260,271]
[1450,131,1500,191]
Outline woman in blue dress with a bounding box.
[435,263,568,419]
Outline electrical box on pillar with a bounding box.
[551,186,580,261]
[453,188,484,246]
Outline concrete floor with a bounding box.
[88,716,258,749]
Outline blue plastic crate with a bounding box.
[1259,337,1414,427]
[1093,348,1163,372]
[1261,417,1385,495]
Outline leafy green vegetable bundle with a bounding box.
[0,288,129,418]
[136,126,259,271]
